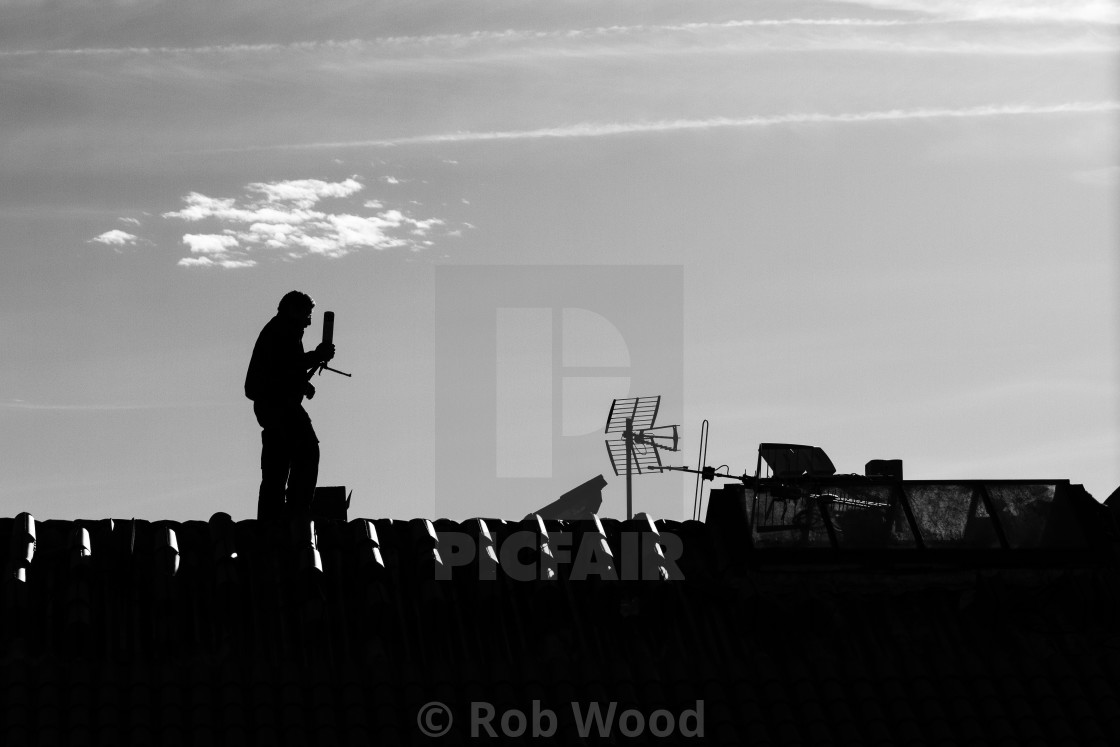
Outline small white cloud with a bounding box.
[119,217,142,226]
[164,193,236,222]
[409,218,445,235]
[363,199,384,209]
[183,233,239,254]
[90,229,138,246]
[247,177,363,208]
[177,255,255,269]
[240,222,299,247]
[327,213,407,250]
[291,233,350,256]
[383,176,401,184]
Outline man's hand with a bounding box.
[305,382,316,400]
[315,342,336,363]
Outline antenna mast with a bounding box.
[604,396,679,519]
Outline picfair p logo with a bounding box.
[435,266,683,519]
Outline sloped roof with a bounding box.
[2,494,1119,745]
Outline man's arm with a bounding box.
[302,342,336,372]
[301,343,336,400]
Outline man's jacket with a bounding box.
[245,316,310,404]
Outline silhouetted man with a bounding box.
[245,291,335,521]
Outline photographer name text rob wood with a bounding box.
[473,700,704,739]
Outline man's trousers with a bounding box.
[253,401,319,521]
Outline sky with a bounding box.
[1,0,1117,522]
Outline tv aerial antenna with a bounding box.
[604,396,679,519]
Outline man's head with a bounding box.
[278,290,314,330]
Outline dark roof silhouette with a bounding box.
[2,479,1119,745]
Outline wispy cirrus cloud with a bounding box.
[830,0,1120,24]
[163,177,444,268]
[223,101,1120,151]
[6,11,1111,62]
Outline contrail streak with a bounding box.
[0,18,930,59]
[0,401,226,411]
[216,101,1120,152]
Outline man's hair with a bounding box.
[278,290,314,314]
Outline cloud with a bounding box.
[409,218,445,236]
[246,177,362,208]
[164,176,443,267]
[89,229,138,246]
[177,256,257,269]
[177,236,257,267]
[177,228,253,268]
[234,101,1120,150]
[118,217,142,226]
[182,233,239,254]
[163,192,324,224]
